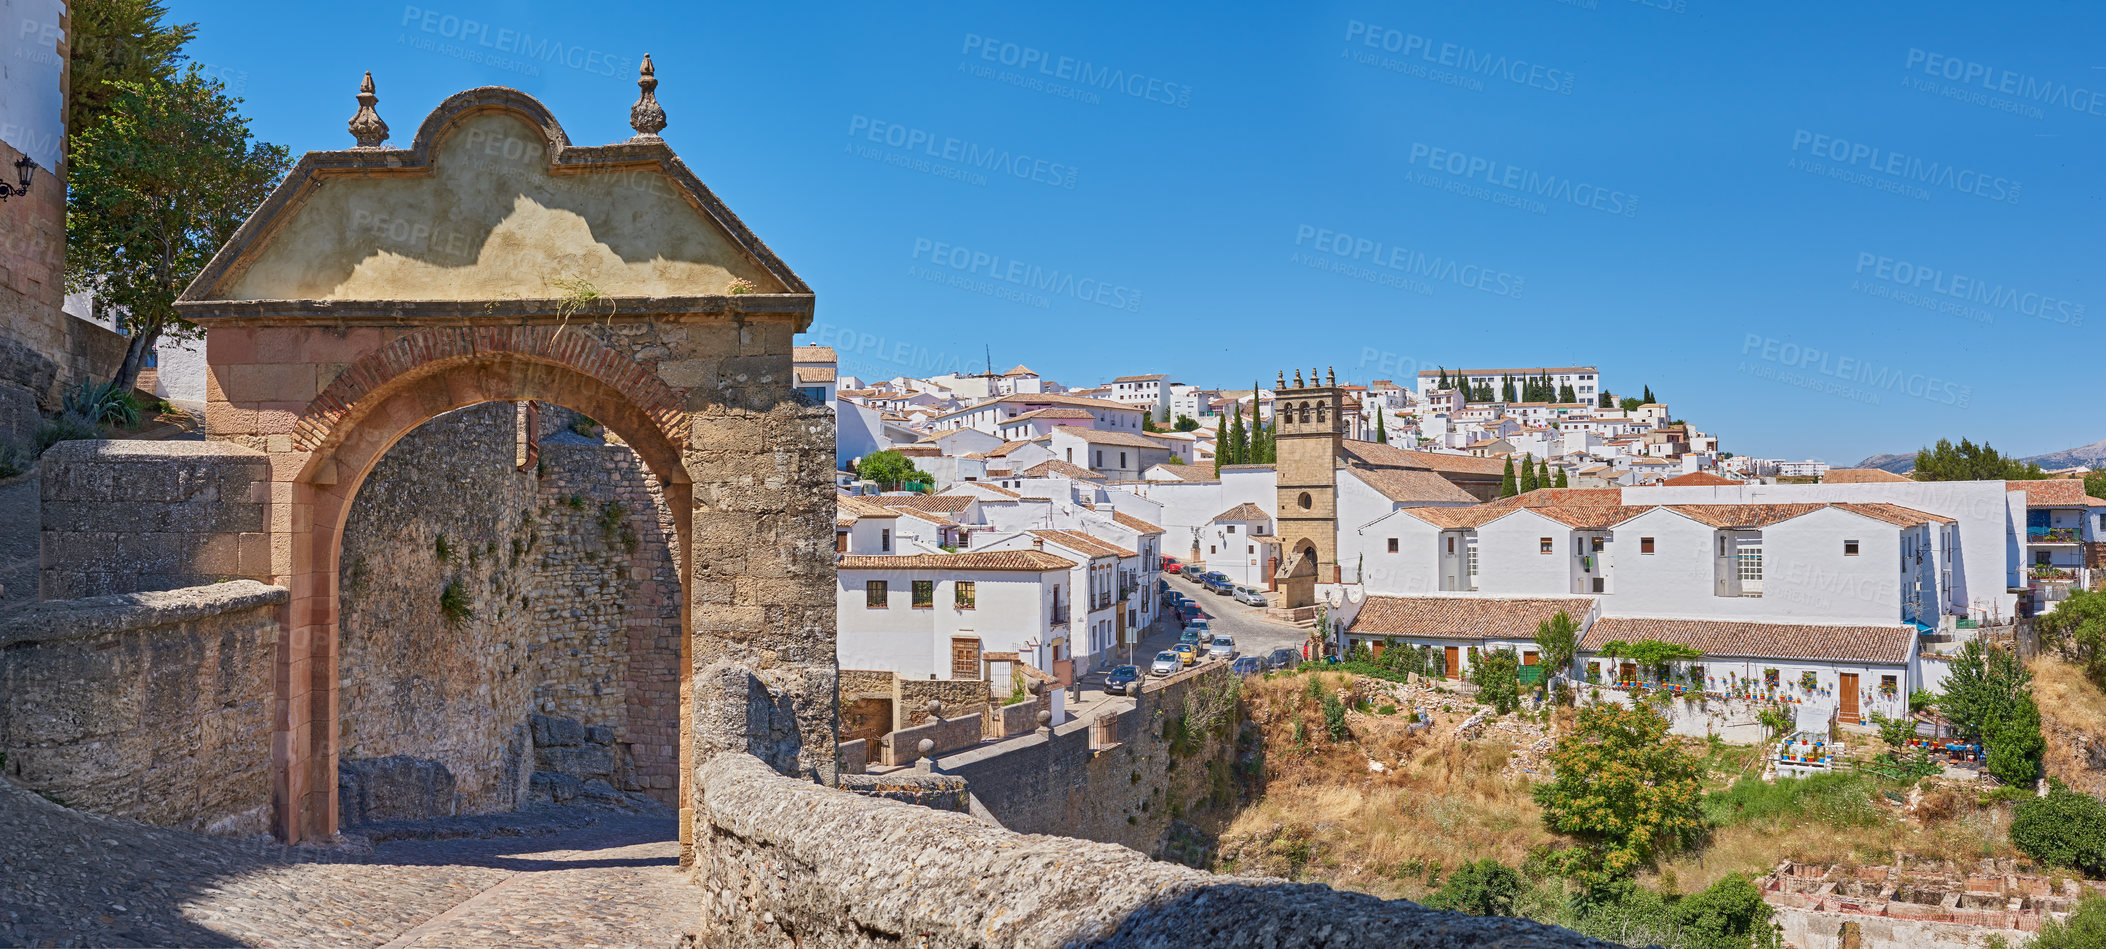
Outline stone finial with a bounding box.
[348,71,388,148]
[1292,369,1304,388]
[629,54,667,140]
[925,699,943,721]
[1327,367,1336,387]
[1276,371,1285,391]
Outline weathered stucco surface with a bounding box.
[220,112,783,302]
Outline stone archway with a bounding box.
[178,86,836,844]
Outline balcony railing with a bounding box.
[2029,566,2080,583]
[1051,606,1070,625]
[2028,527,2081,544]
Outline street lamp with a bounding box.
[0,156,36,201]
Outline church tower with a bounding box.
[1273,367,1343,608]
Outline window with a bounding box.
[1388,538,1399,553]
[1591,537,1605,552]
[1210,544,1217,554]
[1247,544,1254,554]
[1844,540,1859,556]
[1297,492,1313,510]
[1095,450,1103,466]
[1881,674,1897,696]
[1592,577,1605,593]
[955,581,976,609]
[1540,537,1554,554]
[912,580,934,608]
[865,581,887,608]
[1640,537,1655,554]
[880,528,891,553]
[1446,536,1454,553]
[1119,451,1127,468]
[1227,525,1237,534]
[1466,538,1478,576]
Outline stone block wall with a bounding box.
[334,402,686,823]
[0,137,125,441]
[39,440,271,599]
[0,581,286,835]
[941,664,1242,853]
[895,677,990,728]
[878,711,984,767]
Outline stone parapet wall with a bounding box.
[879,711,984,767]
[692,750,1608,948]
[834,770,968,812]
[39,440,271,599]
[0,581,286,834]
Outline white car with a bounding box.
[1233,586,1269,607]
[1207,637,1235,660]
[1150,651,1182,676]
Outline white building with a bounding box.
[837,550,1077,682]
[930,392,1144,436]
[973,529,1134,679]
[1415,366,1600,404]
[1106,373,1173,421]
[1204,502,1276,588]
[793,346,838,407]
[1047,427,1179,480]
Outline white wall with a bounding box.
[1474,510,1581,597]
[1623,480,2016,622]
[837,567,1059,679]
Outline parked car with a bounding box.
[1150,651,1182,676]
[1188,619,1211,641]
[1265,647,1300,670]
[1161,556,1182,572]
[1232,586,1268,607]
[1207,637,1235,660]
[1104,665,1141,696]
[1173,642,1201,666]
[1177,602,1204,622]
[1230,656,1265,677]
[1177,629,1201,647]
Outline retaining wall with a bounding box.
[0,580,286,834]
[38,440,270,599]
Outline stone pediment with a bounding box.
[180,87,807,309]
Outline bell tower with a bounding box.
[1273,367,1343,608]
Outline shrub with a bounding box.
[1422,859,1523,917]
[1870,713,1917,751]
[1322,691,1349,742]
[1670,873,1782,949]
[33,413,100,455]
[1470,648,1522,715]
[1908,688,1937,714]
[439,579,474,625]
[63,379,139,428]
[0,438,27,479]
[2012,785,2106,877]
[1534,703,1704,889]
[2031,892,2106,949]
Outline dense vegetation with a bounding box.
[1910,438,2046,481]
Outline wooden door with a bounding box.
[951,638,981,679]
[1523,651,1539,666]
[1445,646,1461,680]
[1840,673,1859,723]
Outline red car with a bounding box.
[1162,557,1182,574]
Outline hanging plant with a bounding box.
[1799,671,1819,691]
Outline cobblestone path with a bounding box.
[1,778,692,948]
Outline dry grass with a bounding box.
[1651,785,2015,894]
[2035,654,2106,797]
[1209,672,1554,898]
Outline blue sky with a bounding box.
[171,0,2102,463]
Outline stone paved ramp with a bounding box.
[0,777,690,948]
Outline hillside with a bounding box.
[2034,655,2106,799]
[1853,438,2106,474]
[1851,451,1916,474]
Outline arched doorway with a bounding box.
[179,87,836,844]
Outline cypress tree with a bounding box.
[1227,404,1246,466]
[1642,385,1655,404]
[1376,410,1388,444]
[1538,458,1551,487]
[1500,457,1518,498]
[1559,383,1576,403]
[1598,390,1613,409]
[1519,453,1538,493]
[1554,467,1569,488]
[1501,374,1515,402]
[1438,367,1449,389]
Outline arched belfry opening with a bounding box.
[177,77,835,846]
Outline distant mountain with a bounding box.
[1850,439,2106,475]
[2023,438,2106,471]
[1851,452,1916,474]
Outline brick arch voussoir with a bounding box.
[292,324,687,456]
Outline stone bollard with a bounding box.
[925,698,943,724]
[916,738,936,773]
[1036,708,1053,736]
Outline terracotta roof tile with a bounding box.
[1147,463,1217,482]
[1580,616,1913,664]
[839,551,1073,572]
[792,346,837,362]
[1111,510,1165,534]
[2008,480,2106,507]
[1342,466,1479,505]
[1212,502,1271,522]
[1029,529,1136,558]
[1349,595,1597,641]
[1660,471,1740,486]
[1831,502,1955,526]
[836,496,900,520]
[1020,459,1106,481]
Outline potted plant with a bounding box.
[1799,671,1819,692]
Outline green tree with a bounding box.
[1671,874,1784,949]
[1501,374,1516,402]
[67,0,197,150]
[67,67,290,393]
[1533,610,1581,685]
[2085,470,2106,500]
[1558,383,1577,403]
[1911,438,2046,481]
[1595,639,1704,682]
[1941,640,2043,786]
[1423,859,1524,917]
[1533,703,1705,890]
[1375,409,1387,444]
[2040,587,2106,687]
[1500,457,1518,498]
[1598,390,1614,409]
[1174,414,1199,432]
[1619,396,1643,412]
[1518,453,1538,493]
[2012,785,2106,877]
[1471,647,1522,714]
[1537,458,1551,487]
[2032,892,2106,949]
[1641,385,1655,403]
[1142,415,1159,432]
[857,450,928,489]
[1553,468,1568,488]
[1228,405,1248,466]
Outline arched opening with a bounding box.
[282,352,693,842]
[1297,491,1312,510]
